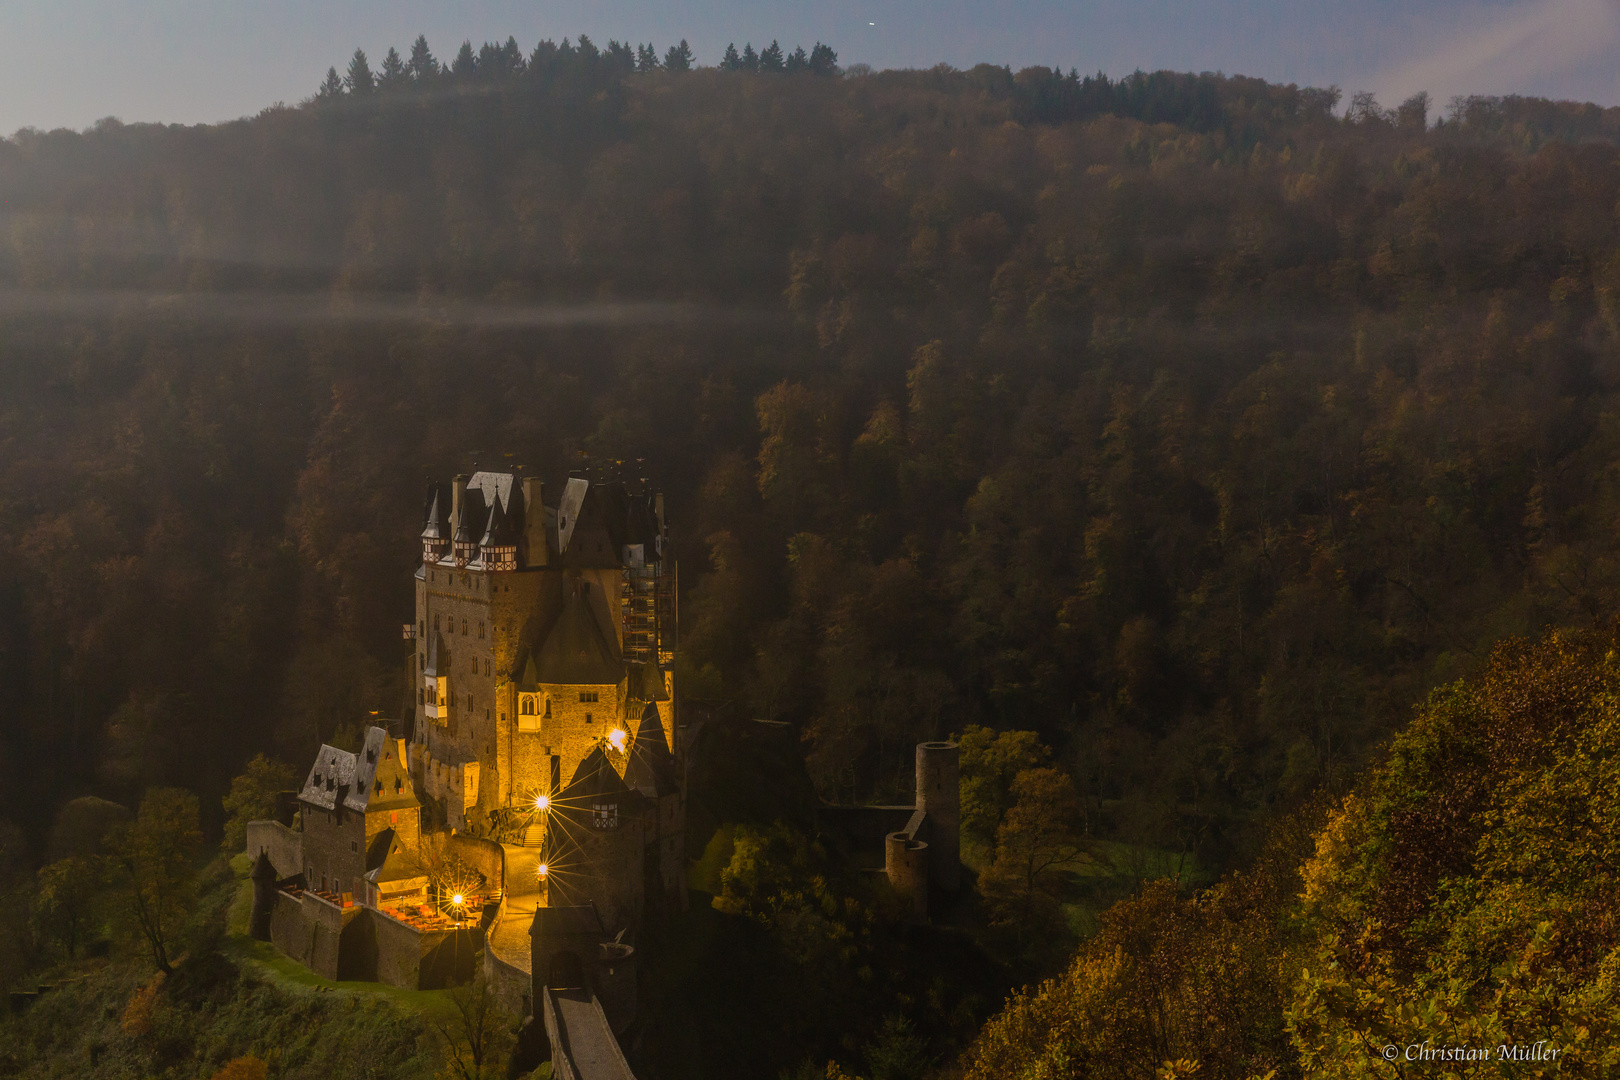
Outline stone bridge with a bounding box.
[484,843,640,1080]
[542,986,639,1080]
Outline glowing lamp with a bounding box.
[536,863,549,879]
[451,893,465,906]
[608,728,627,752]
[535,795,550,811]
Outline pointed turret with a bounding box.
[421,483,451,563]
[480,497,518,570]
[626,702,678,797]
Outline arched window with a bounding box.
[521,696,535,716]
[543,698,552,719]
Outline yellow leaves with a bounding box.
[120,971,164,1039]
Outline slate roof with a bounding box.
[480,498,517,548]
[365,827,429,885]
[556,478,590,556]
[626,702,679,798]
[425,632,450,677]
[421,484,450,540]
[454,485,488,546]
[628,662,670,703]
[565,745,636,804]
[468,470,517,513]
[529,903,607,941]
[299,727,419,814]
[536,582,621,685]
[517,651,542,693]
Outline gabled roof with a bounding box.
[628,662,670,703]
[626,702,679,797]
[564,745,634,804]
[366,827,429,885]
[536,581,621,685]
[299,727,418,814]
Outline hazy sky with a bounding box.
[2,0,1617,135]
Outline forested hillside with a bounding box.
[4,37,1620,887]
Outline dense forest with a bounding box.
[4,30,1620,1078]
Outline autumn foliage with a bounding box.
[961,626,1620,1078]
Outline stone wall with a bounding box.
[245,820,302,879]
[816,805,918,863]
[484,936,533,1017]
[299,802,369,898]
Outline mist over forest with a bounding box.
[4,35,1620,1078]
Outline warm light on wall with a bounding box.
[608,728,627,752]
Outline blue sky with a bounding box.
[2,0,1617,135]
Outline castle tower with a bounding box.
[916,741,960,892]
[411,469,677,836]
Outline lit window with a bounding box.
[593,802,617,828]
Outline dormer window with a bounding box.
[314,772,322,786]
[593,803,617,828]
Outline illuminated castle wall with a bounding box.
[410,471,677,837]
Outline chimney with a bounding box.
[522,476,549,567]
[452,474,468,529]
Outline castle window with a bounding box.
[544,698,552,719]
[484,659,491,676]
[521,697,534,716]
[579,691,598,704]
[479,622,485,639]
[585,713,593,724]
[434,615,440,630]
[462,618,468,635]
[592,803,617,828]
[419,689,425,704]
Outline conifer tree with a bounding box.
[741,43,759,72]
[378,46,407,91]
[785,46,809,73]
[451,40,477,78]
[406,35,439,82]
[721,43,741,71]
[809,43,838,75]
[759,40,785,72]
[576,35,600,64]
[664,39,695,72]
[636,43,661,73]
[501,35,525,74]
[606,40,635,73]
[316,66,344,100]
[529,38,559,77]
[344,48,374,94]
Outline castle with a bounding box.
[247,470,684,1020]
[244,468,962,1076]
